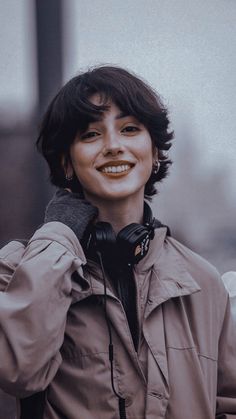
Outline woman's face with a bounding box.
[68,96,155,206]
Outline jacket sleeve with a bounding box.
[222,272,236,321]
[0,240,26,292]
[0,222,87,398]
[216,292,236,418]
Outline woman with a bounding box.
[0,66,235,419]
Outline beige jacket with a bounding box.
[222,271,236,321]
[0,221,236,419]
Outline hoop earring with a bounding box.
[153,160,160,175]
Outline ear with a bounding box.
[152,146,158,164]
[61,154,74,179]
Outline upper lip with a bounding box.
[96,160,135,171]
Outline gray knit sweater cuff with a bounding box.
[44,190,98,241]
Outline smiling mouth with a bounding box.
[97,161,135,175]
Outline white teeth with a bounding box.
[101,164,131,173]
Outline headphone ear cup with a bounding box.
[87,222,116,255]
[117,223,151,264]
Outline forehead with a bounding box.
[89,93,122,113]
[89,94,125,121]
[88,93,132,121]
[89,93,106,107]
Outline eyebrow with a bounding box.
[115,111,129,120]
[89,111,133,124]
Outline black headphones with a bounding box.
[85,202,161,266]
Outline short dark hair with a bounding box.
[36,65,174,199]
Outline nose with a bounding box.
[102,131,124,156]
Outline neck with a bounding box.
[86,195,145,234]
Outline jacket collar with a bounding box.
[71,226,201,304]
[135,228,201,314]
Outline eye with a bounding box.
[80,131,100,141]
[121,125,140,134]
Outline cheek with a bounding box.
[143,142,155,179]
[70,144,90,171]
[69,144,99,190]
[138,138,154,170]
[69,148,85,184]
[144,156,154,181]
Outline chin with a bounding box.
[86,185,145,204]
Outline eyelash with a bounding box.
[80,131,99,140]
[80,125,140,140]
[121,125,140,133]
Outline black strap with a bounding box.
[153,219,171,236]
[20,391,46,419]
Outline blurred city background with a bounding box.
[0,0,235,417]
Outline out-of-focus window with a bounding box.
[0,0,37,122]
